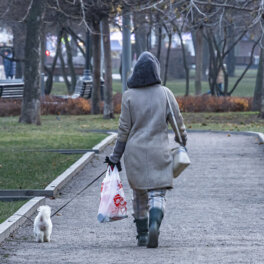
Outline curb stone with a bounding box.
[187,130,264,143]
[0,132,117,244]
[248,131,264,144]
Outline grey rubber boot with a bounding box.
[134,218,148,246]
[147,208,164,248]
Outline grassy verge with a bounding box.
[182,112,264,133]
[73,112,264,133]
[0,116,107,223]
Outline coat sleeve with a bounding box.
[117,91,132,143]
[109,91,132,163]
[166,88,187,145]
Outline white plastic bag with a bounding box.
[97,166,128,223]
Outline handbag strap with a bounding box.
[162,86,183,145]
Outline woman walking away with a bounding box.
[105,51,187,248]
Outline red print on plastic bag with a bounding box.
[117,182,123,190]
[113,194,125,207]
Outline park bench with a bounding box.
[71,79,104,99]
[0,79,24,99]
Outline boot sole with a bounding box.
[147,223,158,248]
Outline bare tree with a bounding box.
[91,20,101,114]
[194,26,203,95]
[19,0,44,125]
[102,16,114,119]
[253,48,264,111]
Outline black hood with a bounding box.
[127,51,161,88]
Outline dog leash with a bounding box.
[51,169,107,218]
[14,214,34,223]
[14,170,107,223]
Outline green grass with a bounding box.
[0,116,107,223]
[182,112,264,133]
[0,116,107,189]
[0,201,27,223]
[51,67,257,97]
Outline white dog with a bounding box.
[33,205,53,243]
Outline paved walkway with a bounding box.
[0,132,264,264]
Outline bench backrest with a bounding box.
[0,82,24,99]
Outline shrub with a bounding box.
[0,99,21,117]
[0,94,253,117]
[176,95,252,112]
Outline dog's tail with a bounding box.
[38,205,51,220]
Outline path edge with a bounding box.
[0,132,117,244]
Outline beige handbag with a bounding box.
[163,87,191,178]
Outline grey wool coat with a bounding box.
[110,52,187,190]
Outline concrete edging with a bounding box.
[187,129,264,144]
[247,131,264,144]
[0,132,117,244]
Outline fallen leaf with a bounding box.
[227,134,231,137]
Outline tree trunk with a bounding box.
[92,21,101,114]
[163,33,172,86]
[146,13,152,51]
[133,12,148,58]
[19,0,44,125]
[156,25,162,62]
[102,16,114,119]
[261,82,264,118]
[206,30,217,95]
[259,46,264,118]
[40,23,46,74]
[202,36,209,80]
[64,31,76,95]
[12,22,26,79]
[58,41,71,93]
[177,30,189,96]
[253,47,264,111]
[227,25,235,77]
[194,27,203,95]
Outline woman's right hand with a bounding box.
[104,156,122,172]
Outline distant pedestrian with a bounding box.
[216,66,225,96]
[3,50,15,79]
[105,51,187,248]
